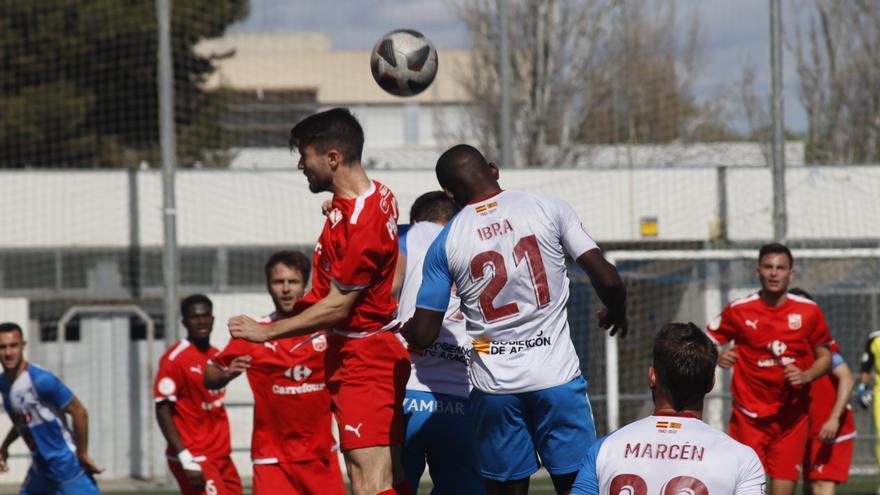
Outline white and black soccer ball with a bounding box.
[370,29,438,97]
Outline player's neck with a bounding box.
[187,336,211,351]
[652,406,702,420]
[2,360,27,383]
[759,289,788,308]
[331,163,372,199]
[465,186,502,205]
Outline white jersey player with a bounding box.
[395,191,484,494]
[402,144,627,495]
[571,323,765,495]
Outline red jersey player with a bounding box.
[228,108,412,495]
[707,243,832,495]
[155,294,241,495]
[787,288,856,495]
[204,251,344,495]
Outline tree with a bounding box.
[453,0,735,168]
[0,0,248,168]
[792,0,880,164]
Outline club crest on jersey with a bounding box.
[788,313,802,330]
[312,334,328,352]
[328,208,343,228]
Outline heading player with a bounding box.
[155,294,241,495]
[228,108,412,495]
[205,251,344,495]
[571,322,765,495]
[0,322,103,495]
[402,144,628,495]
[786,288,855,495]
[708,243,832,495]
[395,191,484,494]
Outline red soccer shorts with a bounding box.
[168,456,242,495]
[325,331,411,451]
[729,405,809,481]
[253,458,346,495]
[803,436,854,483]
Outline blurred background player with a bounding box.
[708,243,832,495]
[394,191,485,494]
[155,294,241,495]
[858,328,880,475]
[570,322,765,495]
[786,288,855,495]
[403,144,628,495]
[0,322,103,495]
[228,108,412,495]
[205,251,344,494]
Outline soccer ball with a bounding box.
[370,29,438,97]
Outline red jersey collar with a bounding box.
[467,189,504,205]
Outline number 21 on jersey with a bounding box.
[470,235,550,323]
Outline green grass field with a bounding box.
[101,474,880,494]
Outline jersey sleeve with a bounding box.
[735,446,767,495]
[332,222,392,291]
[154,357,183,403]
[569,436,606,495]
[809,308,833,347]
[31,369,74,410]
[416,223,454,312]
[211,338,252,370]
[705,304,739,346]
[398,224,410,257]
[553,199,598,258]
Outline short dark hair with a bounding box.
[0,322,23,338]
[410,191,459,223]
[758,242,793,267]
[180,294,212,317]
[264,250,312,283]
[653,322,718,411]
[288,107,364,164]
[789,287,813,300]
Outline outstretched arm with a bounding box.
[65,397,104,475]
[818,360,856,442]
[230,284,361,342]
[204,356,251,390]
[576,250,628,338]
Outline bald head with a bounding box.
[435,144,501,207]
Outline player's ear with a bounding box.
[648,366,657,389]
[326,149,343,170]
[488,161,500,180]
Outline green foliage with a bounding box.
[0,0,248,168]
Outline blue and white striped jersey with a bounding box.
[0,363,83,482]
[416,190,598,393]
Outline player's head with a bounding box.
[435,144,501,208]
[289,108,365,193]
[788,287,813,300]
[264,250,311,317]
[410,190,459,224]
[180,294,214,343]
[650,322,718,412]
[757,242,794,296]
[0,322,25,372]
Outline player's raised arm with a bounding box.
[204,355,251,390]
[64,396,103,475]
[575,249,628,338]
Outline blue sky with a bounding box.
[232,0,807,133]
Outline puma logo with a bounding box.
[745,319,758,330]
[344,423,363,438]
[264,341,277,352]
